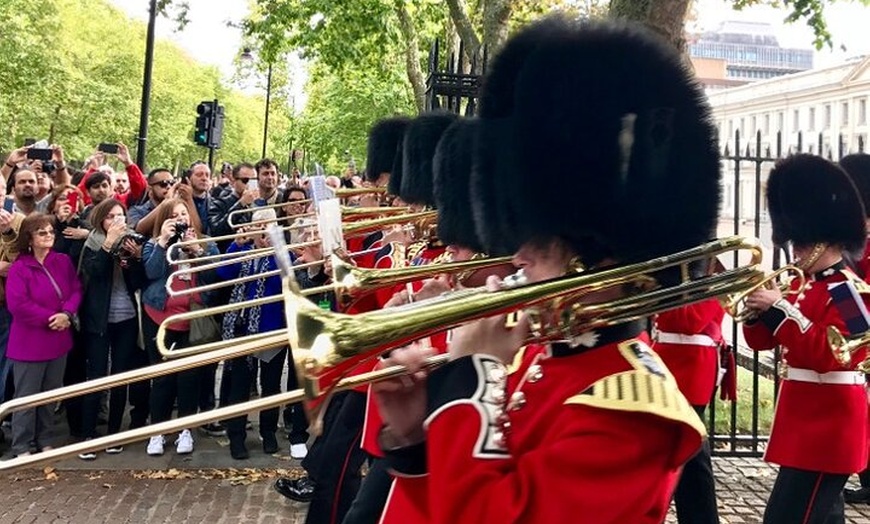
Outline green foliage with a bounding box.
[295,61,415,173]
[1,0,278,172]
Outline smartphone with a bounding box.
[26,148,52,161]
[247,179,259,191]
[66,192,79,210]
[98,143,119,155]
[23,138,36,147]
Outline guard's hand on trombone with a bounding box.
[744,287,782,315]
[372,342,433,446]
[448,275,531,364]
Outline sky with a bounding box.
[108,0,870,105]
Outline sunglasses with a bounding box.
[150,180,174,189]
[35,230,55,238]
[286,198,305,204]
[236,177,254,183]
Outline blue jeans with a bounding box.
[0,306,12,404]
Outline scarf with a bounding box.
[221,252,274,365]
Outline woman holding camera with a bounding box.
[141,198,217,457]
[76,199,147,459]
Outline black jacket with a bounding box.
[78,246,147,335]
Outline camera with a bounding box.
[168,222,189,245]
[112,231,149,262]
[26,148,52,161]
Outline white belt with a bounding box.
[785,368,866,385]
[655,332,719,348]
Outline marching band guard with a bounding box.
[743,155,870,523]
[652,300,724,523]
[836,152,870,505]
[373,17,720,523]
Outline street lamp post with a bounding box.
[262,63,272,159]
[135,0,158,170]
[241,48,272,160]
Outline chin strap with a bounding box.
[796,242,827,273]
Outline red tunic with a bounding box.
[743,264,869,474]
[380,330,705,524]
[652,299,724,406]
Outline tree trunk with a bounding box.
[444,0,482,66]
[608,0,692,53]
[482,0,512,57]
[395,1,427,113]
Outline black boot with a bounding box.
[274,476,315,502]
[844,487,870,504]
[228,431,249,460]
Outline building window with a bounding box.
[777,112,784,133]
[824,104,831,130]
[842,102,849,126]
[809,107,816,132]
[793,109,800,132]
[860,99,867,126]
[740,118,745,137]
[751,116,757,137]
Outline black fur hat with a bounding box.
[400,112,459,206]
[476,17,721,265]
[472,18,573,256]
[365,117,410,183]
[839,153,870,217]
[433,119,484,252]
[388,143,405,197]
[767,154,865,252]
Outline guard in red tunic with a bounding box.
[743,154,869,523]
[372,17,721,523]
[275,116,409,509]
[836,153,870,505]
[652,299,724,524]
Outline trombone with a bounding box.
[722,265,806,322]
[0,234,766,472]
[227,202,410,229]
[157,253,515,358]
[166,210,438,264]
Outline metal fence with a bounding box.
[424,39,484,116]
[709,129,865,456]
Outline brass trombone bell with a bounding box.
[828,326,870,370]
[722,265,806,323]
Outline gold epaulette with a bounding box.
[564,340,706,438]
[841,268,870,295]
[431,250,452,265]
[407,240,427,263]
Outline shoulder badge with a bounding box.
[564,340,706,437]
[407,240,427,264]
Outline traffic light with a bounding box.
[209,104,225,149]
[194,101,213,146]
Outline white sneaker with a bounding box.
[290,443,308,459]
[175,429,194,454]
[147,436,165,456]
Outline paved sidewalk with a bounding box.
[1,453,870,523]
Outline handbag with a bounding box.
[186,279,220,345]
[40,261,79,331]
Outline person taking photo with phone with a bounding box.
[76,143,146,208]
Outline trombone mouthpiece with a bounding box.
[501,270,528,289]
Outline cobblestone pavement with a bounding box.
[1,455,870,523]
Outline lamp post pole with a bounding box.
[261,63,272,159]
[136,0,158,170]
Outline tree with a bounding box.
[1,0,277,170]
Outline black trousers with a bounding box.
[127,344,151,429]
[199,363,218,411]
[673,405,719,524]
[81,318,140,438]
[143,314,200,424]
[224,348,287,440]
[283,348,310,445]
[303,390,368,524]
[62,333,87,438]
[343,458,392,524]
[764,467,847,524]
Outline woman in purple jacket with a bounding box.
[6,213,82,456]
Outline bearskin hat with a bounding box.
[472,18,573,256]
[433,119,484,252]
[767,154,865,252]
[365,117,410,183]
[400,112,459,206]
[388,142,405,197]
[475,17,721,265]
[839,153,870,217]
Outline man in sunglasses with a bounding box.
[208,162,259,252]
[128,168,176,235]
